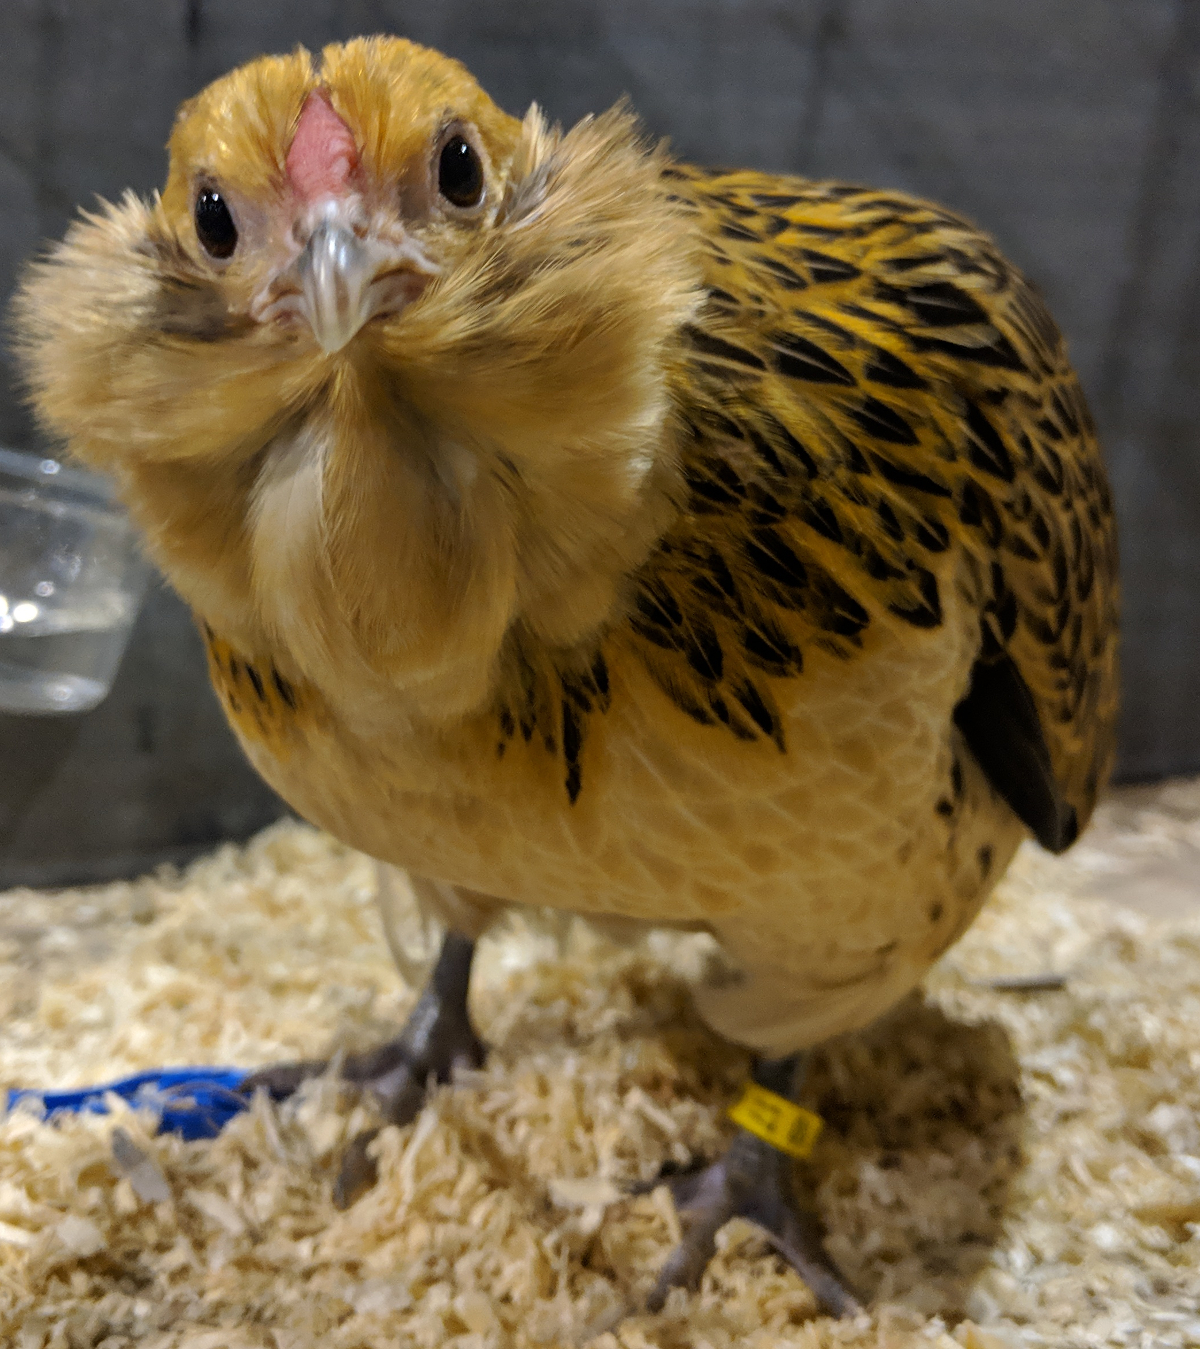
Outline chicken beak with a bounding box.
[296,219,374,354]
[282,209,439,354]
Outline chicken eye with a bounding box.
[438,136,484,208]
[194,188,238,259]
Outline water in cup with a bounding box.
[0,586,141,714]
[0,451,149,716]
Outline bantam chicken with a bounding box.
[14,36,1118,1316]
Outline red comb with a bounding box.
[287,92,359,200]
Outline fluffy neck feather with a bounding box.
[16,104,701,729]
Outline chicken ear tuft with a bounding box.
[498,104,561,228]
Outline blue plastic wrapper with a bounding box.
[5,1067,252,1140]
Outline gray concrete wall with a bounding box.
[0,1,1196,883]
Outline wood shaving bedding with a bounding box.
[1,781,1199,1348]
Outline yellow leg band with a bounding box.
[728,1081,823,1159]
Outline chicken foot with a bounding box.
[643,1053,861,1318]
[239,932,483,1206]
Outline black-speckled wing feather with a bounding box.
[619,167,1118,846]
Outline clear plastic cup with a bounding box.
[0,448,150,715]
